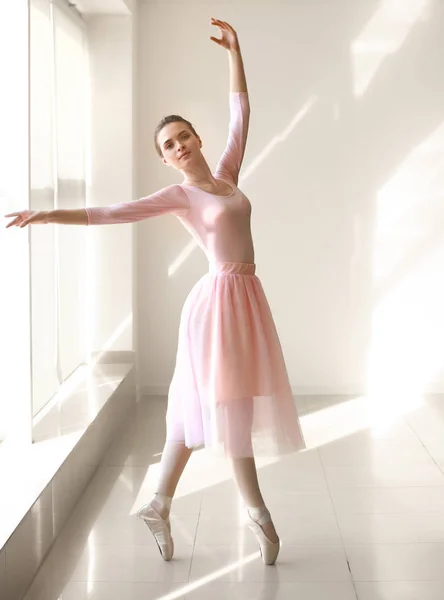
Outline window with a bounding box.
[0,0,31,444]
[30,0,89,419]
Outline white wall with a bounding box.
[87,15,134,357]
[136,0,444,396]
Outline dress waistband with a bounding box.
[209,261,256,276]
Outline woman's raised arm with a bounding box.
[211,19,250,186]
[210,18,247,93]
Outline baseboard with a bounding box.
[90,350,135,365]
[140,384,169,397]
[140,383,444,398]
[139,384,365,398]
[292,385,364,396]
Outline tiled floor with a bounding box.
[23,394,444,600]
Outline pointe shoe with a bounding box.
[247,507,280,565]
[137,502,174,561]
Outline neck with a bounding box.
[181,157,215,187]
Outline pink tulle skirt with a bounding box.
[166,261,305,458]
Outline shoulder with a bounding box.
[156,183,184,194]
[161,184,190,215]
[156,184,189,201]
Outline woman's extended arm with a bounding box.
[4,185,189,228]
[4,208,87,228]
[210,18,247,93]
[50,209,88,225]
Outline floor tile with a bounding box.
[346,543,444,581]
[185,581,358,600]
[338,513,444,544]
[324,463,444,488]
[330,486,444,514]
[21,394,444,600]
[189,545,352,583]
[355,581,444,600]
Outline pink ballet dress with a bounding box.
[86,92,305,458]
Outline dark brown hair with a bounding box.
[154,115,199,157]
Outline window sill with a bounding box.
[0,362,134,550]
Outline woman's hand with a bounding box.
[210,18,247,93]
[210,18,240,52]
[4,210,51,228]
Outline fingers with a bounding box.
[5,215,32,228]
[210,36,223,45]
[211,17,235,32]
[5,217,21,228]
[222,21,235,33]
[212,20,228,30]
[5,211,25,228]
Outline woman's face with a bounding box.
[158,122,202,170]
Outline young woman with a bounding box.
[5,18,304,565]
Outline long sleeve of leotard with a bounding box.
[214,92,250,186]
[85,184,189,225]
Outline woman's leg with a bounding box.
[151,440,193,518]
[229,455,279,543]
[151,382,193,518]
[137,439,192,561]
[225,399,279,543]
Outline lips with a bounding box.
[179,152,190,160]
